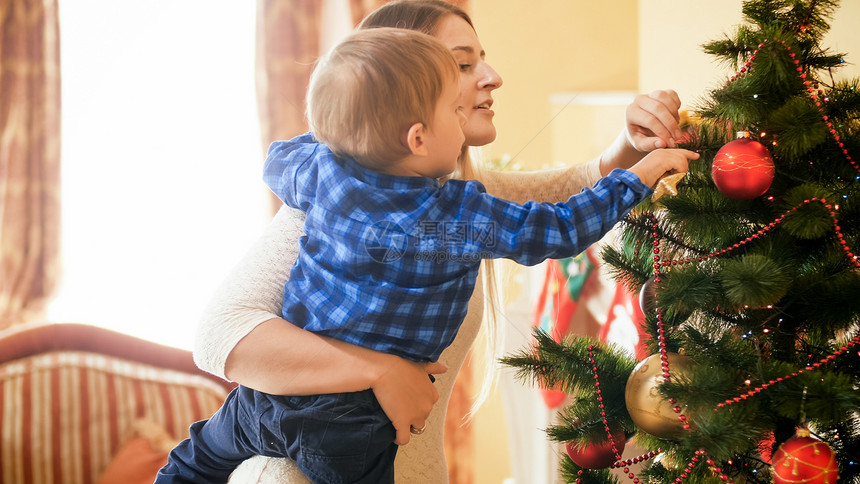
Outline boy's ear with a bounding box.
[405,122,428,156]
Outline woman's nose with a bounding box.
[477,62,503,89]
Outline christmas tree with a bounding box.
[502,1,859,483]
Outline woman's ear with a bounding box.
[405,122,428,156]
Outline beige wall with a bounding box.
[639,0,860,110]
[471,0,640,171]
[466,2,860,484]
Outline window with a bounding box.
[50,1,267,349]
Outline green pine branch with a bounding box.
[499,329,638,398]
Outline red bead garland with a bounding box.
[725,38,858,175]
[585,345,625,465]
[610,449,662,469]
[642,216,736,484]
[654,198,860,269]
[715,332,860,412]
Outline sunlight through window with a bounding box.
[50,1,268,349]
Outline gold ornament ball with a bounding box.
[653,453,679,470]
[625,352,695,439]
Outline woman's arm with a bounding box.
[480,90,685,201]
[221,318,391,396]
[193,205,444,445]
[223,317,443,446]
[194,205,304,383]
[480,162,601,204]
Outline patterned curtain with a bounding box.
[255,2,475,482]
[347,0,389,26]
[255,0,322,214]
[0,0,62,329]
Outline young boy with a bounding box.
[159,28,695,484]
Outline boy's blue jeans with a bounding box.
[156,385,397,484]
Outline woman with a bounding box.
[195,1,684,482]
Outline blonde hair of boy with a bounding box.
[306,27,459,170]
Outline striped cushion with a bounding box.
[0,351,228,484]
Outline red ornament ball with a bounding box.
[711,138,775,199]
[772,432,839,484]
[539,382,567,409]
[565,423,626,469]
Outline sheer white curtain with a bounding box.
[50,1,267,349]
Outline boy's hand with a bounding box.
[627,148,699,188]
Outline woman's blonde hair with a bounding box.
[306,27,459,169]
[360,0,505,419]
[359,0,474,35]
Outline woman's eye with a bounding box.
[459,64,472,71]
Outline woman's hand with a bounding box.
[599,89,686,176]
[625,89,684,151]
[370,355,447,446]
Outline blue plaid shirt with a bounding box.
[264,132,652,362]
